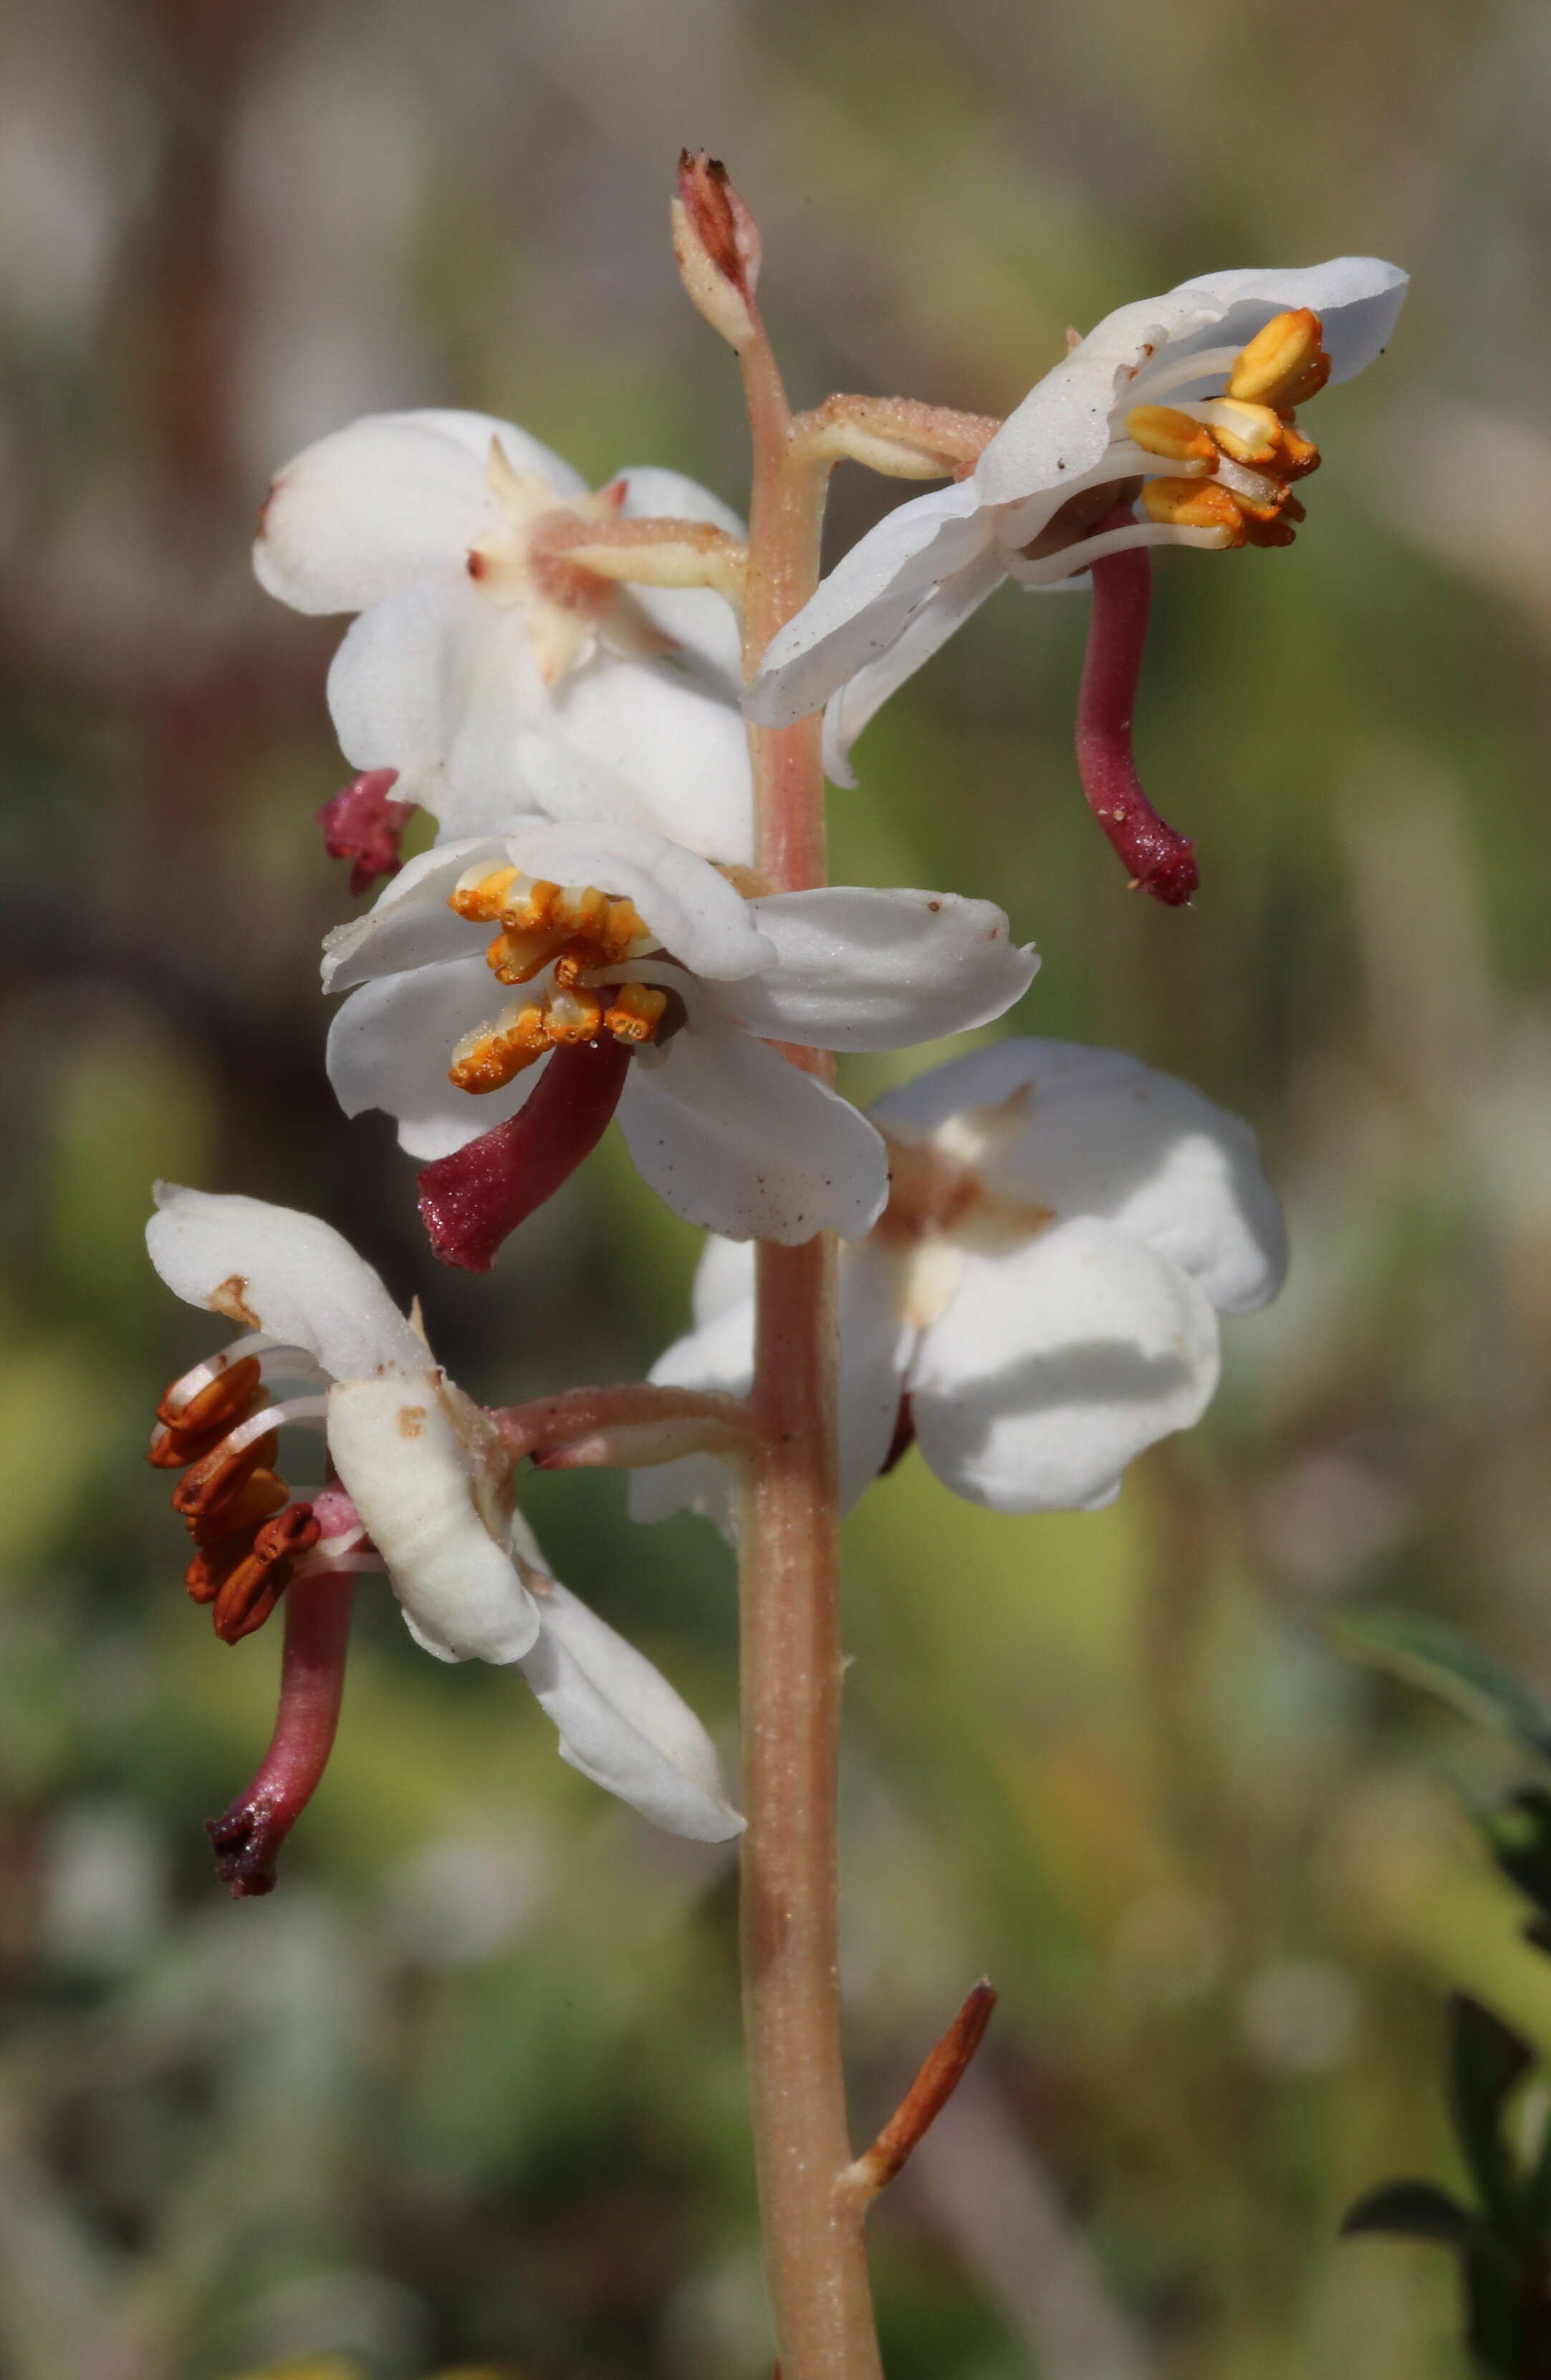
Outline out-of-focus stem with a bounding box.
[734,258,884,2380]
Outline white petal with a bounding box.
[977,260,1408,518]
[519,1580,742,1841]
[327,958,538,1161]
[1176,258,1408,383]
[543,656,754,864]
[628,1293,757,1536]
[254,409,583,615]
[321,837,503,991]
[908,1219,1220,1513]
[716,888,1037,1049]
[743,480,989,729]
[618,1023,888,1243]
[148,1187,423,1378]
[628,1240,911,1532]
[870,1040,1286,1314]
[613,464,746,694]
[692,1232,757,1328]
[326,577,549,827]
[822,546,1007,786]
[499,818,773,981]
[326,1376,542,1664]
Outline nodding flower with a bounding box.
[744,259,1407,897]
[148,1187,742,1893]
[255,409,754,867]
[633,1039,1287,1532]
[320,814,1037,1271]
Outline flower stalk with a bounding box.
[692,153,885,2380]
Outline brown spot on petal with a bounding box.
[211,1275,261,1331]
[398,1405,426,1438]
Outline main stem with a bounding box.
[737,328,885,2379]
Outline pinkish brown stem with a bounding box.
[206,1569,355,1898]
[1075,505,1199,907]
[712,169,884,2380]
[489,1382,759,1469]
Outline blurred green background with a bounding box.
[3,1,1549,2374]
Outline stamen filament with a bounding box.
[1007,519,1231,589]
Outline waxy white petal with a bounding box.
[618,1023,888,1243]
[743,480,987,731]
[539,657,754,864]
[519,1580,743,1841]
[822,546,1007,786]
[978,259,1408,518]
[327,577,544,824]
[870,1040,1286,1314]
[328,958,538,1162]
[327,1377,542,1664]
[908,1218,1220,1513]
[718,887,1037,1049]
[148,1186,424,1379]
[322,839,501,993]
[255,409,583,615]
[499,819,774,983]
[630,1238,911,1535]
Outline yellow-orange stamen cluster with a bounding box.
[1128,307,1328,551]
[446,864,670,1095]
[149,1358,320,1642]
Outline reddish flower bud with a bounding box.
[317,768,416,896]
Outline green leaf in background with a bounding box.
[1340,2179,1498,2253]
[1476,1788,1551,1935]
[1449,1994,1535,2234]
[1330,1609,1551,1758]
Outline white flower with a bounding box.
[630,1039,1287,1526]
[744,261,1408,784]
[256,410,754,864]
[146,1185,742,1841]
[322,816,1038,1253]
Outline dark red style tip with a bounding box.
[317,768,416,896]
[416,1035,633,1273]
[206,1571,355,1898]
[1074,506,1199,907]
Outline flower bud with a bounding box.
[672,151,762,352]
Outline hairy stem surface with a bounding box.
[736,297,884,2380]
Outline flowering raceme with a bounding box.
[633,1040,1287,1526]
[322,814,1037,1260]
[745,259,1407,897]
[256,410,754,864]
[148,1186,742,1871]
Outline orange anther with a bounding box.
[209,1503,321,1644]
[448,1006,549,1093]
[1141,478,1247,542]
[544,986,605,1044]
[604,897,648,955]
[171,1430,280,1521]
[486,924,564,984]
[551,884,610,940]
[187,1465,289,1547]
[156,1354,262,1435]
[1226,309,1330,410]
[1244,514,1298,549]
[449,864,519,923]
[604,983,668,1044]
[1275,418,1321,478]
[1201,399,1283,468]
[1125,405,1218,467]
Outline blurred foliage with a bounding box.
[2,0,1550,2374]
